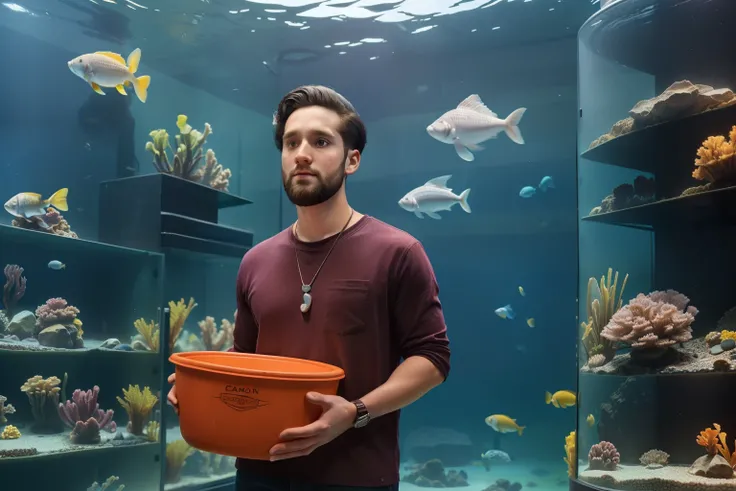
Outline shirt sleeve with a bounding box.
[391,241,451,380]
[229,256,258,353]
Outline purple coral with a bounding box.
[35,297,79,331]
[588,441,620,470]
[600,289,697,349]
[3,264,26,315]
[58,386,116,444]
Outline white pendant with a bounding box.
[300,292,312,313]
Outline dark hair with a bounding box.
[274,85,367,154]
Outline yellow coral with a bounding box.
[697,423,724,456]
[721,330,736,341]
[145,420,160,443]
[1,425,20,439]
[692,129,736,183]
[116,384,159,436]
[564,430,576,477]
[134,318,160,352]
[166,439,195,483]
[169,297,197,353]
[580,268,628,362]
[73,318,84,338]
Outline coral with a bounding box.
[601,289,697,350]
[166,439,195,484]
[585,354,607,369]
[169,297,197,353]
[87,475,125,491]
[721,330,736,342]
[21,375,63,433]
[401,458,469,487]
[693,128,736,182]
[58,386,116,444]
[0,395,15,424]
[706,331,722,347]
[588,441,620,470]
[564,430,576,478]
[35,297,80,331]
[132,318,159,352]
[198,312,235,351]
[1,425,20,439]
[144,420,160,442]
[12,208,77,238]
[116,384,158,435]
[640,449,669,466]
[589,176,656,215]
[145,115,231,191]
[2,264,26,316]
[697,423,724,457]
[581,268,629,362]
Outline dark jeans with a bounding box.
[235,469,400,491]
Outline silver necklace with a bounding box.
[294,209,354,314]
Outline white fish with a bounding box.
[48,260,66,270]
[539,175,555,191]
[426,94,526,162]
[519,186,536,198]
[67,48,151,103]
[481,449,511,463]
[398,175,471,220]
[4,189,69,219]
[495,304,515,320]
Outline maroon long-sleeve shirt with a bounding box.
[229,215,451,486]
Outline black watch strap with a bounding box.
[352,399,370,428]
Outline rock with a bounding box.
[721,339,735,351]
[689,454,734,478]
[711,345,724,355]
[3,335,19,342]
[646,463,664,469]
[37,324,83,349]
[7,311,36,340]
[113,343,134,351]
[713,359,731,372]
[629,81,736,127]
[100,338,121,349]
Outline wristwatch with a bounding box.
[351,399,371,428]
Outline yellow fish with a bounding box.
[485,414,525,436]
[518,286,525,296]
[67,48,151,103]
[527,318,535,328]
[4,188,69,219]
[587,414,595,427]
[545,390,576,408]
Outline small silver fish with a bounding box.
[427,94,526,162]
[539,176,555,191]
[48,260,66,270]
[519,186,536,198]
[398,175,471,220]
[495,304,515,320]
[4,188,69,219]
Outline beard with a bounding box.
[283,164,345,207]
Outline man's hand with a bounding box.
[167,373,179,414]
[268,392,356,461]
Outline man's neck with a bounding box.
[294,194,361,243]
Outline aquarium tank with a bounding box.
[574,0,736,490]
[0,0,602,490]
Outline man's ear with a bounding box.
[345,149,360,176]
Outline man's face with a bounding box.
[281,106,354,207]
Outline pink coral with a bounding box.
[35,297,80,331]
[58,386,116,444]
[588,441,620,470]
[600,290,697,349]
[3,264,26,315]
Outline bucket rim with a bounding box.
[169,351,346,381]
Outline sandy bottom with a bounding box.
[400,459,569,491]
[0,336,120,352]
[0,425,151,457]
[579,464,736,491]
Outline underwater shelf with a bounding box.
[0,436,158,463]
[0,223,163,260]
[581,103,736,171]
[581,185,736,229]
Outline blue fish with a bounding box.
[539,176,555,191]
[519,186,536,198]
[495,304,515,320]
[48,260,65,270]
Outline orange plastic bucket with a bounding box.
[169,351,345,460]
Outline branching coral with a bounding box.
[198,312,235,351]
[116,384,158,435]
[166,439,195,483]
[564,431,576,478]
[58,386,116,444]
[169,297,197,353]
[87,475,125,491]
[3,264,26,316]
[21,375,63,433]
[132,318,160,352]
[145,115,231,191]
[0,395,15,424]
[144,420,160,442]
[581,268,628,362]
[588,441,620,470]
[601,289,697,350]
[35,297,80,331]
[693,128,736,183]
[12,208,78,238]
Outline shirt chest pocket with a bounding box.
[323,279,371,336]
